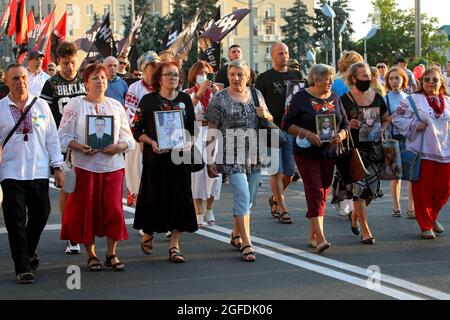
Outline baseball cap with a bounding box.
[28,50,45,60]
[137,51,161,72]
[47,63,57,71]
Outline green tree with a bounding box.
[356,0,449,66]
[312,0,355,64]
[281,0,313,69]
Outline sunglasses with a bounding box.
[119,61,127,65]
[377,65,386,69]
[423,77,440,83]
[161,72,180,78]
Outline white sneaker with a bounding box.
[421,230,436,239]
[433,221,445,233]
[196,214,205,228]
[65,241,80,254]
[205,209,215,225]
[165,231,172,239]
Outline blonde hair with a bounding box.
[337,51,364,73]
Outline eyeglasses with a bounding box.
[423,77,440,83]
[377,65,386,69]
[161,72,180,78]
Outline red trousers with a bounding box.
[411,160,450,231]
[295,155,335,218]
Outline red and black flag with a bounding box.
[118,4,148,58]
[94,12,116,58]
[15,0,27,44]
[51,12,67,62]
[0,0,13,37]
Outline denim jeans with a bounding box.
[227,171,262,216]
[264,131,296,176]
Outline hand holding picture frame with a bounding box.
[154,110,187,150]
[315,114,336,143]
[86,115,114,149]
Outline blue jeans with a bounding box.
[264,132,296,176]
[228,171,262,216]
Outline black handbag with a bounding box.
[250,86,287,149]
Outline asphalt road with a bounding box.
[1,175,450,302]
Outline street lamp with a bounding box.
[363,26,378,62]
[321,1,336,69]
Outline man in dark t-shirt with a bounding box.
[255,42,303,224]
[215,45,242,88]
[40,41,86,255]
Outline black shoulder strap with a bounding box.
[250,86,260,108]
[386,95,391,115]
[2,97,38,148]
[347,91,358,106]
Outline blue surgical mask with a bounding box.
[296,136,311,148]
[196,74,206,85]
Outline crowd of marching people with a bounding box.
[0,41,449,284]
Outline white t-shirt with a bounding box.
[28,69,50,97]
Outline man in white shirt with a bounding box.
[0,64,64,284]
[443,61,450,92]
[27,50,50,97]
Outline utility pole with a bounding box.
[415,0,421,57]
[249,0,254,69]
[131,0,136,24]
[330,1,336,70]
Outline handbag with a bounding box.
[379,133,403,180]
[61,160,76,193]
[250,86,287,149]
[400,96,423,181]
[335,131,369,184]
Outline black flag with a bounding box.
[199,8,250,44]
[200,42,221,71]
[118,5,147,57]
[94,12,116,58]
[162,17,182,50]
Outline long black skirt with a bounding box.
[133,164,198,234]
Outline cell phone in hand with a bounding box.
[207,73,215,82]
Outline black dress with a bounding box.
[131,91,197,234]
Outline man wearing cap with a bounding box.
[396,57,418,94]
[124,51,160,207]
[27,50,50,97]
[47,63,57,77]
[103,56,129,106]
[288,58,301,72]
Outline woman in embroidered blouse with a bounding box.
[184,61,222,227]
[283,64,349,253]
[205,59,273,262]
[340,62,390,245]
[392,68,450,239]
[58,63,135,271]
[131,61,197,263]
[384,67,415,219]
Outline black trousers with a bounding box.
[1,179,50,275]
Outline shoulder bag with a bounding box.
[400,96,423,181]
[250,86,287,149]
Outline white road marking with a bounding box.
[0,183,445,299]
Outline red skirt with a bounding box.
[60,167,128,244]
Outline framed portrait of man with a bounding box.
[315,114,336,142]
[86,115,114,149]
[154,110,186,150]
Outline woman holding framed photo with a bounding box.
[131,61,197,263]
[283,64,349,253]
[58,63,135,271]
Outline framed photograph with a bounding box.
[315,114,336,142]
[359,107,381,142]
[85,115,114,149]
[154,110,187,150]
[285,80,307,108]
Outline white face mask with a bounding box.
[196,74,206,85]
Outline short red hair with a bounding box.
[151,61,181,91]
[83,63,106,83]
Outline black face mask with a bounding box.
[355,79,371,92]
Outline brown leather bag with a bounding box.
[336,131,368,183]
[350,143,368,181]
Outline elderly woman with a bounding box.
[205,60,273,262]
[340,62,390,245]
[131,61,197,263]
[124,51,160,206]
[283,64,349,253]
[392,68,450,239]
[58,63,135,271]
[184,61,222,227]
[384,66,415,219]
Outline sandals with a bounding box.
[268,197,279,219]
[278,211,293,224]
[87,256,102,272]
[392,209,402,217]
[140,234,154,255]
[205,210,215,226]
[16,272,35,284]
[407,210,416,219]
[240,245,256,262]
[104,254,125,271]
[169,247,185,263]
[230,232,242,250]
